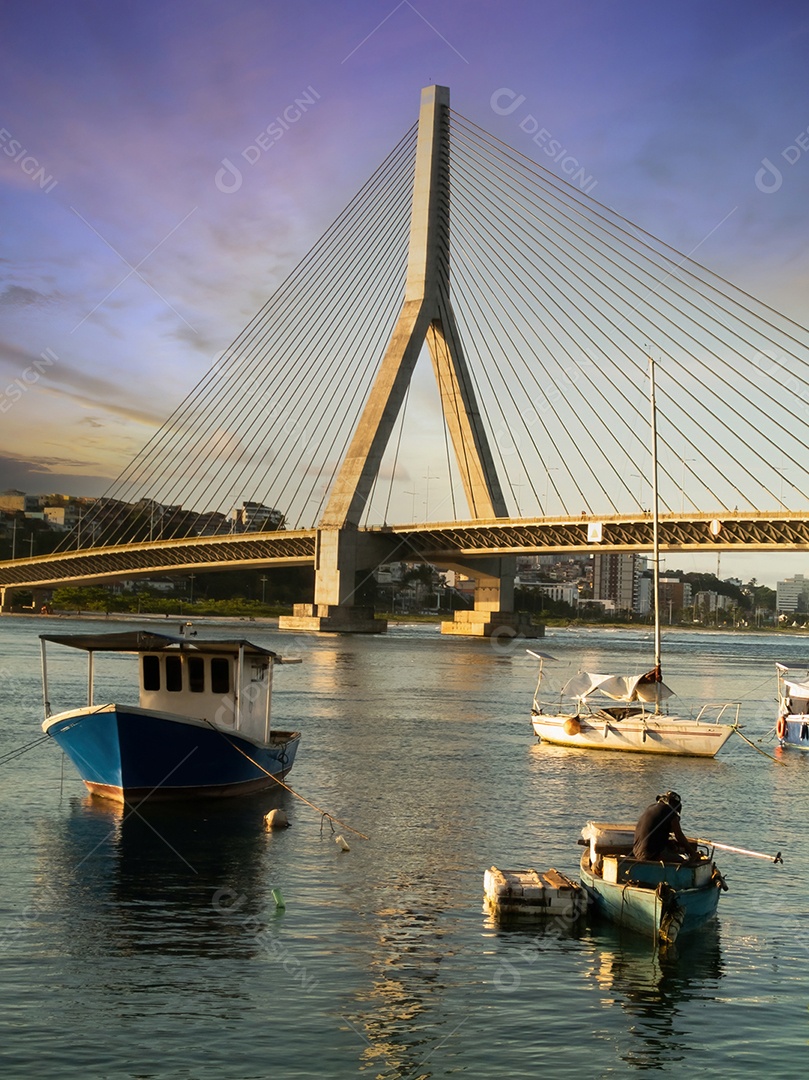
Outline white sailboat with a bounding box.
[529,359,740,758]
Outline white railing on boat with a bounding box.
[692,702,741,726]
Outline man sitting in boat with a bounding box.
[632,791,698,861]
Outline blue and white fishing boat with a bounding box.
[775,663,809,750]
[579,822,727,946]
[40,626,301,802]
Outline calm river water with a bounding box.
[1,614,807,1078]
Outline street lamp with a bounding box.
[404,489,418,521]
[680,457,696,514]
[630,472,644,508]
[423,469,439,520]
[543,468,559,515]
[776,468,790,508]
[260,575,268,603]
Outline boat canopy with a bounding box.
[562,671,674,703]
[39,630,279,657]
[783,680,809,699]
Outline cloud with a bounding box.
[35,383,165,428]
[0,336,165,427]
[0,451,114,494]
[0,285,59,308]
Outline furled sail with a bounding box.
[562,670,674,703]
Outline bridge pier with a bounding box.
[278,527,390,633]
[439,556,542,638]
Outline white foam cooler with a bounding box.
[484,866,588,918]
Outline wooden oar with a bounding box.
[696,839,783,864]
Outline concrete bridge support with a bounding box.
[278,528,391,633]
[0,585,51,613]
[439,557,542,639]
[276,84,519,634]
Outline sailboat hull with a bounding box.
[532,711,735,757]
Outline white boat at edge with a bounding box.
[529,358,740,759]
[775,662,809,750]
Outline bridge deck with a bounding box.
[2,513,808,591]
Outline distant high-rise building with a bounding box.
[776,573,809,613]
[592,553,644,613]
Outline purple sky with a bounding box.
[1,0,808,584]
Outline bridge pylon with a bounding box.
[279,85,535,636]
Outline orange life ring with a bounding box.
[777,714,788,740]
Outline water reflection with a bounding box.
[34,790,292,960]
[586,923,724,1069]
[340,871,459,1079]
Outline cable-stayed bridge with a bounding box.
[2,85,809,632]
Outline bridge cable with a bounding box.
[59,123,418,547]
[450,116,804,507]
[445,112,803,514]
[451,129,756,509]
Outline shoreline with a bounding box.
[0,608,799,634]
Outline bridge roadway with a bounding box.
[1,511,808,594]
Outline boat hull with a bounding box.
[532,712,734,757]
[44,705,300,802]
[779,715,809,750]
[579,851,722,944]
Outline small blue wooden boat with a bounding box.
[40,626,301,803]
[579,822,727,946]
[775,663,809,750]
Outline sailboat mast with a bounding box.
[649,357,662,677]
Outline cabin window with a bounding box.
[211,657,230,695]
[142,654,160,691]
[165,655,183,692]
[250,661,267,683]
[188,656,205,693]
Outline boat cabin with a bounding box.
[40,629,299,745]
[781,681,809,717]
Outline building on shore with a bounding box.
[776,573,809,614]
[592,553,646,614]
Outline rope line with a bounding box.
[205,723,370,839]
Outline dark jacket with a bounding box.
[633,800,687,859]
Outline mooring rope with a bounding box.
[203,721,370,840]
[734,726,786,765]
[0,733,51,767]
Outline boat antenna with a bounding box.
[649,356,662,702]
